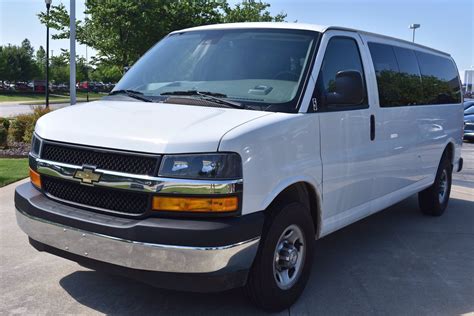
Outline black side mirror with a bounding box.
[324,70,364,106]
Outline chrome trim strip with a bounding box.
[16,208,259,273]
[35,158,243,195]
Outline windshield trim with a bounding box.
[112,28,321,114]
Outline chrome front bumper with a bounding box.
[16,209,260,274]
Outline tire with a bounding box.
[245,201,315,312]
[418,153,452,216]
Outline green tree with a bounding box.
[35,46,46,79]
[36,46,46,63]
[0,43,37,82]
[46,49,93,84]
[39,0,286,70]
[76,56,92,82]
[49,49,69,83]
[21,39,34,57]
[90,63,122,83]
[0,46,5,83]
[221,1,286,23]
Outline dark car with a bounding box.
[464,104,474,141]
[15,82,32,92]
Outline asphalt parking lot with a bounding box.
[1,143,473,315]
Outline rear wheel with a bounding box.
[418,154,452,216]
[245,202,315,312]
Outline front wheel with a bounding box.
[245,202,315,312]
[418,154,452,216]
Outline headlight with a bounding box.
[30,134,41,157]
[158,153,242,179]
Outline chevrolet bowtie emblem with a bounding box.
[74,167,101,184]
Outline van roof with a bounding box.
[172,22,450,57]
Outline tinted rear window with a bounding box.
[415,51,461,104]
[369,42,461,107]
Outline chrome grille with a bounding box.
[41,142,160,175]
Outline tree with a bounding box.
[44,49,92,84]
[90,63,122,83]
[39,0,286,70]
[50,50,69,83]
[221,1,286,23]
[0,41,39,82]
[21,39,35,57]
[36,46,46,66]
[76,56,91,82]
[0,46,5,82]
[35,46,46,79]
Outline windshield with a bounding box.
[465,105,474,115]
[112,29,319,112]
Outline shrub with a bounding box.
[10,106,51,143]
[0,117,10,130]
[0,126,7,147]
[23,124,36,144]
[11,114,34,142]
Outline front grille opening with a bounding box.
[41,143,159,175]
[42,176,149,215]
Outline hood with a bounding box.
[35,100,272,153]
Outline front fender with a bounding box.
[218,113,322,216]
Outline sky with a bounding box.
[0,0,473,81]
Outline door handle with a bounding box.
[370,114,375,141]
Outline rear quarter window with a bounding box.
[415,51,462,104]
[369,42,461,107]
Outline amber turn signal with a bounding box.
[152,196,238,213]
[29,168,41,189]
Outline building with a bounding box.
[464,69,474,93]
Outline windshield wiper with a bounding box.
[109,89,154,102]
[160,90,244,109]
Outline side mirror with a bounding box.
[324,70,364,106]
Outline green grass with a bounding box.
[0,92,103,103]
[0,158,29,187]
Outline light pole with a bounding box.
[45,0,52,108]
[70,0,76,105]
[409,24,420,43]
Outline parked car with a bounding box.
[464,100,474,110]
[0,82,14,91]
[33,80,47,93]
[464,104,474,141]
[16,23,464,312]
[14,82,32,92]
[55,83,68,92]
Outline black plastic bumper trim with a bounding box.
[15,182,264,248]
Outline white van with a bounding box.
[16,23,464,311]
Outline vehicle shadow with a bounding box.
[59,195,474,315]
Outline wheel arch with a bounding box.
[444,141,455,166]
[263,180,322,239]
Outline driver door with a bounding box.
[311,32,382,232]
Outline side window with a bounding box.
[369,42,433,107]
[415,51,461,104]
[393,46,423,105]
[368,42,400,107]
[314,37,368,111]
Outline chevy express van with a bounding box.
[15,23,464,311]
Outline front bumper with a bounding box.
[464,131,474,140]
[15,182,263,291]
